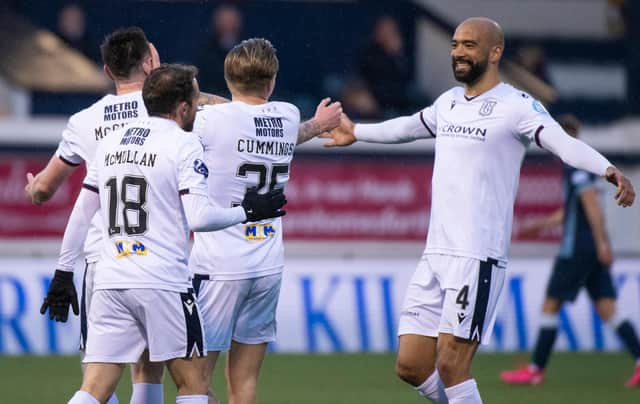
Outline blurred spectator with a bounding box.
[356,16,412,115]
[513,44,553,87]
[56,3,96,61]
[606,0,626,39]
[194,3,243,96]
[341,78,381,121]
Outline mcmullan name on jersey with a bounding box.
[104,150,157,167]
[104,101,139,122]
[254,117,284,138]
[237,139,295,157]
[440,124,487,141]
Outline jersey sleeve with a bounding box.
[419,103,437,138]
[513,95,560,147]
[56,115,88,166]
[193,107,211,150]
[177,137,209,197]
[82,156,99,192]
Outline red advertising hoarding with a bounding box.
[0,153,562,242]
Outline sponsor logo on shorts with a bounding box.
[183,298,195,316]
[457,312,466,324]
[245,223,276,241]
[115,240,147,258]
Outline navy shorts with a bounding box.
[546,255,616,302]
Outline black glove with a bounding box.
[40,270,79,322]
[242,187,287,222]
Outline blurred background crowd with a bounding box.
[0,0,637,122]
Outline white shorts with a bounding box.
[83,288,206,363]
[193,273,281,352]
[398,254,506,345]
[79,262,96,351]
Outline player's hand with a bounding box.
[242,187,287,222]
[596,240,614,267]
[319,113,356,147]
[40,270,79,322]
[24,172,39,204]
[312,97,342,133]
[605,166,635,207]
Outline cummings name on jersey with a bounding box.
[237,139,295,157]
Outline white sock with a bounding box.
[176,395,208,404]
[130,383,163,404]
[107,393,119,404]
[68,391,100,404]
[444,379,482,404]
[416,370,448,403]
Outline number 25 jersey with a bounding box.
[189,101,300,280]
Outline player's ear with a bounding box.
[104,65,115,81]
[490,45,503,64]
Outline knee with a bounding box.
[595,299,616,322]
[131,360,165,384]
[435,356,457,384]
[395,357,435,387]
[542,298,561,314]
[176,375,209,396]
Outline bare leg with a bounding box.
[225,341,268,404]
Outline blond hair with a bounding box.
[224,38,279,94]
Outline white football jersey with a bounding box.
[83,117,209,292]
[56,91,147,262]
[189,101,300,280]
[397,83,559,262]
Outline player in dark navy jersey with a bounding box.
[501,115,640,387]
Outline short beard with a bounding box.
[452,58,488,85]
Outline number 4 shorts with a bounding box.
[398,254,506,345]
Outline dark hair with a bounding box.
[100,27,150,79]
[224,38,278,94]
[143,64,199,116]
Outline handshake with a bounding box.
[241,187,287,222]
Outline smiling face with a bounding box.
[450,18,504,85]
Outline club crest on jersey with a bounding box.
[244,223,276,241]
[532,100,548,115]
[115,240,147,258]
[478,100,497,116]
[193,159,209,178]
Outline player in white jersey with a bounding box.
[47,64,287,404]
[321,18,636,404]
[189,38,340,404]
[30,27,165,404]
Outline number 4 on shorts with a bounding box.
[456,285,470,310]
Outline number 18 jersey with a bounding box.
[84,117,209,292]
[189,101,300,280]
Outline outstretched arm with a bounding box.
[25,155,77,205]
[57,187,100,271]
[198,91,230,106]
[538,128,635,207]
[321,110,434,147]
[518,208,564,238]
[297,98,342,145]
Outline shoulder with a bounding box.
[432,87,461,108]
[270,101,301,120]
[499,84,549,115]
[67,94,113,127]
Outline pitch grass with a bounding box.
[1,353,638,403]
